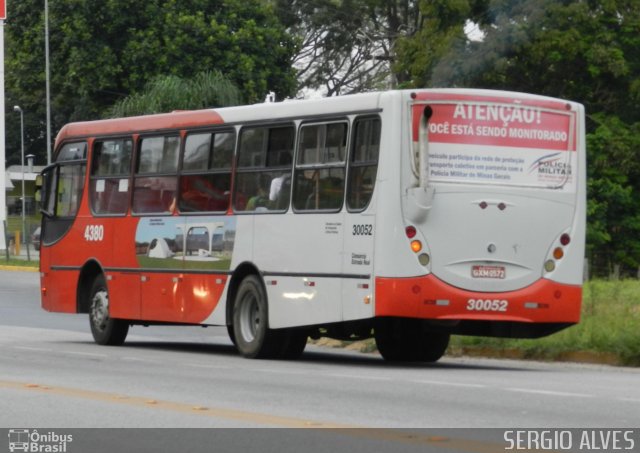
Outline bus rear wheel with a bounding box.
[374,318,449,362]
[279,329,308,359]
[88,274,129,346]
[232,275,285,359]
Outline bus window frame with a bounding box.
[88,136,134,217]
[346,115,381,213]
[131,133,181,216]
[292,118,349,214]
[178,127,236,215]
[233,122,296,215]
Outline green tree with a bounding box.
[276,0,433,96]
[107,71,241,117]
[4,0,297,164]
[393,0,487,88]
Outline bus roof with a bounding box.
[54,89,579,149]
[54,91,387,149]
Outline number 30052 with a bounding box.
[466,299,508,312]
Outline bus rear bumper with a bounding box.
[375,274,581,328]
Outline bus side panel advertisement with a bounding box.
[135,216,236,272]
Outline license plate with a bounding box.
[471,265,506,279]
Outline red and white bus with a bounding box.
[39,89,585,361]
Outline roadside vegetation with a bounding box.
[0,258,39,268]
[448,280,640,366]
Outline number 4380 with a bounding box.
[84,224,104,242]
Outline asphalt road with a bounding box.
[1,269,639,451]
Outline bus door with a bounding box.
[40,142,88,313]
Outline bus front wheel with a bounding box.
[374,318,449,362]
[232,275,284,359]
[88,274,129,346]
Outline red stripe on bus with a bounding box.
[55,110,224,147]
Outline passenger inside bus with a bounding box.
[246,175,271,211]
[269,154,292,203]
[179,175,230,212]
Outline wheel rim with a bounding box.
[238,291,260,344]
[91,288,109,332]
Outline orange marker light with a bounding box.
[411,240,422,253]
[553,247,564,259]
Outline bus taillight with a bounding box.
[560,233,571,246]
[553,247,564,260]
[405,226,417,238]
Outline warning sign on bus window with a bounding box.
[414,99,578,191]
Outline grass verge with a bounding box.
[449,279,640,366]
[0,258,39,269]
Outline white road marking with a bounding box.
[13,346,53,353]
[410,379,486,388]
[63,351,108,358]
[507,387,593,398]
[324,373,392,381]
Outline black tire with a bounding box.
[227,324,237,346]
[374,317,449,362]
[88,274,129,346]
[279,329,308,360]
[232,275,285,358]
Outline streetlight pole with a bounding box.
[13,105,26,252]
[45,0,52,165]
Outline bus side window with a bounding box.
[132,136,180,215]
[347,117,380,211]
[179,131,234,213]
[293,122,347,212]
[234,125,294,212]
[90,138,133,215]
